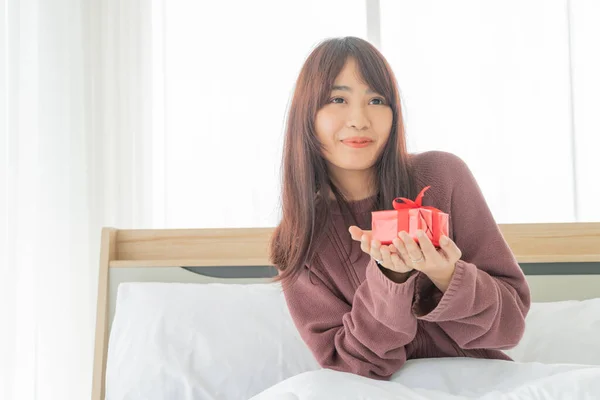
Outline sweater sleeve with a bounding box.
[413,153,531,350]
[282,258,419,380]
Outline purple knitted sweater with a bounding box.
[282,151,531,380]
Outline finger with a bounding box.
[390,252,412,273]
[356,229,372,244]
[437,247,449,260]
[360,234,371,254]
[379,245,394,269]
[440,235,462,261]
[399,231,425,268]
[370,239,383,262]
[387,244,398,253]
[416,230,443,264]
[392,237,410,263]
[349,226,363,241]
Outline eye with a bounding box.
[329,97,346,104]
[370,97,386,105]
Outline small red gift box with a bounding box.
[371,186,449,247]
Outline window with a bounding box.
[381,0,575,223]
[153,0,367,228]
[151,0,600,228]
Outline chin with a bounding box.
[336,160,377,172]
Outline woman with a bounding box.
[270,36,530,380]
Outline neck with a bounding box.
[328,166,376,201]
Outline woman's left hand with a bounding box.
[393,230,462,292]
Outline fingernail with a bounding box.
[417,230,425,238]
[371,240,377,247]
[440,235,449,245]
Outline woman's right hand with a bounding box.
[349,226,414,277]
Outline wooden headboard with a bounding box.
[91,222,600,400]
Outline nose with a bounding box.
[346,104,370,131]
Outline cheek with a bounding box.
[315,109,344,142]
[372,109,393,139]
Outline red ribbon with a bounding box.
[392,186,442,213]
[392,186,442,238]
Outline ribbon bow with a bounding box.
[392,186,442,238]
[393,186,441,212]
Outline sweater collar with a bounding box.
[329,194,378,216]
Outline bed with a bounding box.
[92,223,600,400]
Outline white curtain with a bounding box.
[570,0,600,221]
[0,1,153,399]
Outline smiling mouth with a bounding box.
[341,137,373,148]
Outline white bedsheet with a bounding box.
[251,358,600,400]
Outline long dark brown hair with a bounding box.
[270,37,416,286]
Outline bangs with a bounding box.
[310,37,397,109]
[353,54,396,104]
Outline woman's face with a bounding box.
[315,58,392,177]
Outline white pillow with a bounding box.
[504,298,600,365]
[106,281,600,400]
[105,282,320,400]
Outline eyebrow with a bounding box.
[332,85,376,94]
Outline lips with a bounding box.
[341,137,373,148]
